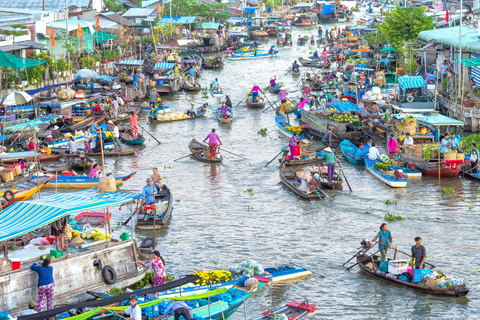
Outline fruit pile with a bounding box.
[328,113,359,123]
[373,162,391,172]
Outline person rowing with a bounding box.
[140,178,157,214]
[292,60,299,71]
[268,45,276,54]
[203,129,222,159]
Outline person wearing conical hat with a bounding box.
[318,147,337,182]
[250,83,263,103]
[269,76,277,89]
[296,171,312,193]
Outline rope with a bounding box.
[228,288,264,319]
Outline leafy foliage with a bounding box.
[163,0,230,20]
[104,0,124,13]
[379,6,434,48]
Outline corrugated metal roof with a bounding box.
[159,16,196,24]
[419,25,480,53]
[123,7,155,17]
[0,0,90,10]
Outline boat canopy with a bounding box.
[328,101,363,112]
[0,189,141,243]
[115,59,144,66]
[154,62,175,70]
[322,4,335,16]
[397,75,427,91]
[391,113,464,127]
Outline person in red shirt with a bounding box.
[302,85,310,98]
[28,138,40,151]
[92,103,102,115]
[129,111,139,139]
[294,141,301,159]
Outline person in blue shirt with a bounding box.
[268,45,275,54]
[90,120,99,133]
[355,144,365,161]
[163,300,193,320]
[189,68,196,84]
[313,50,319,59]
[432,128,439,142]
[132,71,140,91]
[211,78,219,89]
[346,47,351,57]
[451,132,461,151]
[141,178,157,206]
[31,259,54,312]
[440,133,452,153]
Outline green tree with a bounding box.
[379,6,434,48]
[104,0,124,12]
[163,0,230,20]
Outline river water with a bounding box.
[44,5,480,319]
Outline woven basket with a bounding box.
[456,153,465,160]
[413,147,423,158]
[429,148,439,159]
[423,277,445,288]
[444,152,456,161]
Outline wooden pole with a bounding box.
[99,127,106,176]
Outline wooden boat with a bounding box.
[188,139,223,163]
[209,86,224,98]
[41,160,74,173]
[149,107,207,124]
[87,149,136,157]
[228,51,279,60]
[289,66,300,75]
[275,102,298,115]
[365,159,407,188]
[282,157,319,166]
[279,164,326,200]
[252,301,316,320]
[184,82,202,92]
[136,185,173,229]
[0,151,64,165]
[462,170,480,181]
[107,103,142,123]
[312,167,343,189]
[74,212,112,228]
[246,91,265,108]
[2,174,55,208]
[120,131,145,145]
[399,153,462,178]
[299,57,331,69]
[357,254,469,297]
[59,116,100,133]
[340,140,369,165]
[268,86,280,94]
[216,108,233,124]
[39,172,136,188]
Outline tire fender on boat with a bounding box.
[4,190,14,201]
[140,237,155,249]
[102,266,117,284]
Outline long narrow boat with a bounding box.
[120,131,145,145]
[462,170,480,181]
[149,108,206,124]
[340,140,369,165]
[216,108,233,124]
[3,174,56,208]
[136,185,173,229]
[299,57,331,69]
[107,103,142,123]
[365,159,407,188]
[275,116,308,140]
[38,172,136,188]
[0,151,64,164]
[188,139,223,163]
[41,160,74,173]
[87,149,136,157]
[280,164,326,200]
[252,301,316,320]
[59,116,98,133]
[209,87,224,98]
[282,157,320,166]
[314,168,343,190]
[246,99,265,108]
[228,51,279,60]
[399,153,462,178]
[268,85,280,94]
[357,254,469,297]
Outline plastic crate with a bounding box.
[50,249,63,258]
[413,269,431,282]
[388,260,409,275]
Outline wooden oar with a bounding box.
[173,153,197,162]
[447,165,478,182]
[265,150,284,167]
[123,206,139,226]
[219,147,247,159]
[336,159,352,192]
[343,246,374,267]
[234,92,250,108]
[346,249,382,271]
[262,98,281,112]
[372,240,436,268]
[139,124,161,144]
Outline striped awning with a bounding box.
[95,75,116,82]
[398,75,427,91]
[154,62,175,70]
[200,22,221,29]
[355,67,374,71]
[0,189,141,243]
[116,60,144,66]
[327,101,363,112]
[159,16,196,24]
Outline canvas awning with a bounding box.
[154,62,174,70]
[199,22,221,29]
[397,76,426,91]
[116,59,144,66]
[0,50,47,69]
[89,30,118,43]
[0,189,140,243]
[321,4,335,16]
[95,75,116,82]
[391,113,464,127]
[327,101,363,112]
[355,67,374,71]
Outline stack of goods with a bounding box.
[156,112,190,121]
[78,227,112,241]
[328,113,359,123]
[285,125,302,134]
[192,269,232,285]
[373,162,391,172]
[229,260,264,279]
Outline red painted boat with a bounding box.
[252,301,316,320]
[400,154,462,178]
[74,212,112,228]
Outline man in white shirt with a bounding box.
[112,122,123,151]
[115,294,141,320]
[66,136,78,154]
[404,132,414,146]
[368,142,381,161]
[112,98,119,118]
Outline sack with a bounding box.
[117,97,124,106]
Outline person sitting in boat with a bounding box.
[368,142,381,161]
[404,132,414,146]
[296,171,312,194]
[292,60,299,71]
[186,104,196,118]
[40,143,51,155]
[251,83,263,102]
[89,163,102,179]
[268,45,276,54]
[225,95,232,108]
[111,294,141,320]
[149,107,159,120]
[203,129,222,159]
[450,133,461,152]
[440,133,452,154]
[294,141,302,160]
[66,136,78,155]
[411,237,427,270]
[355,144,365,161]
[92,103,103,115]
[90,120,99,134]
[28,138,40,151]
[270,76,277,89]
[313,50,319,59]
[151,168,163,191]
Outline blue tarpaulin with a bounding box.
[159,16,196,24]
[322,4,335,16]
[398,76,426,91]
[25,82,72,96]
[327,101,363,112]
[243,8,256,14]
[295,3,313,7]
[0,189,141,243]
[116,60,144,66]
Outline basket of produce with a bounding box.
[444,151,456,161]
[304,151,316,159]
[413,146,423,158]
[456,152,465,160]
[328,113,359,123]
[373,162,391,172]
[423,277,445,288]
[429,147,439,159]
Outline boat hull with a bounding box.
[41,172,136,188]
[365,160,407,188]
[399,153,462,178]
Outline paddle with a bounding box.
[265,150,284,167]
[234,92,250,108]
[219,147,247,159]
[447,165,478,182]
[263,94,274,109]
[343,245,374,267]
[262,98,280,113]
[173,153,197,162]
[315,188,324,201]
[335,159,352,192]
[372,240,436,268]
[346,249,382,271]
[139,124,161,144]
[123,206,139,226]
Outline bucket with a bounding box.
[149,80,156,87]
[86,110,92,115]
[120,232,129,241]
[11,258,20,270]
[156,80,164,86]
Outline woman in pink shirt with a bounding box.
[129,111,139,138]
[387,134,398,159]
[203,129,222,159]
[322,48,328,65]
[250,83,263,103]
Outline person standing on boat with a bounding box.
[90,120,99,133]
[368,142,381,161]
[84,126,92,153]
[112,96,119,118]
[288,133,301,161]
[270,76,277,89]
[251,83,263,103]
[189,67,196,84]
[373,223,392,263]
[164,300,193,320]
[322,127,333,147]
[66,137,77,154]
[318,147,337,182]
[112,122,123,151]
[387,134,398,159]
[467,143,479,173]
[211,78,219,89]
[313,50,319,59]
[279,100,289,124]
[292,60,299,71]
[130,111,139,139]
[31,259,54,312]
[411,237,426,270]
[203,129,222,159]
[138,251,166,287]
[140,177,157,211]
[151,167,163,191]
[440,133,452,154]
[279,87,288,102]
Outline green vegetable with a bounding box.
[41,254,47,259]
[11,246,18,251]
[446,281,452,288]
[442,188,455,194]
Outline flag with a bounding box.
[236,2,240,8]
[445,9,449,23]
[77,23,83,37]
[156,3,164,14]
[46,28,56,48]
[95,16,100,32]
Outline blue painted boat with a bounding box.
[228,51,279,60]
[275,117,307,140]
[388,162,422,178]
[216,107,232,123]
[365,159,407,188]
[35,172,136,188]
[120,132,145,145]
[340,140,369,165]
[209,87,223,98]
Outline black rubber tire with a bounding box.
[102,266,117,285]
[4,190,14,201]
[140,237,154,248]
